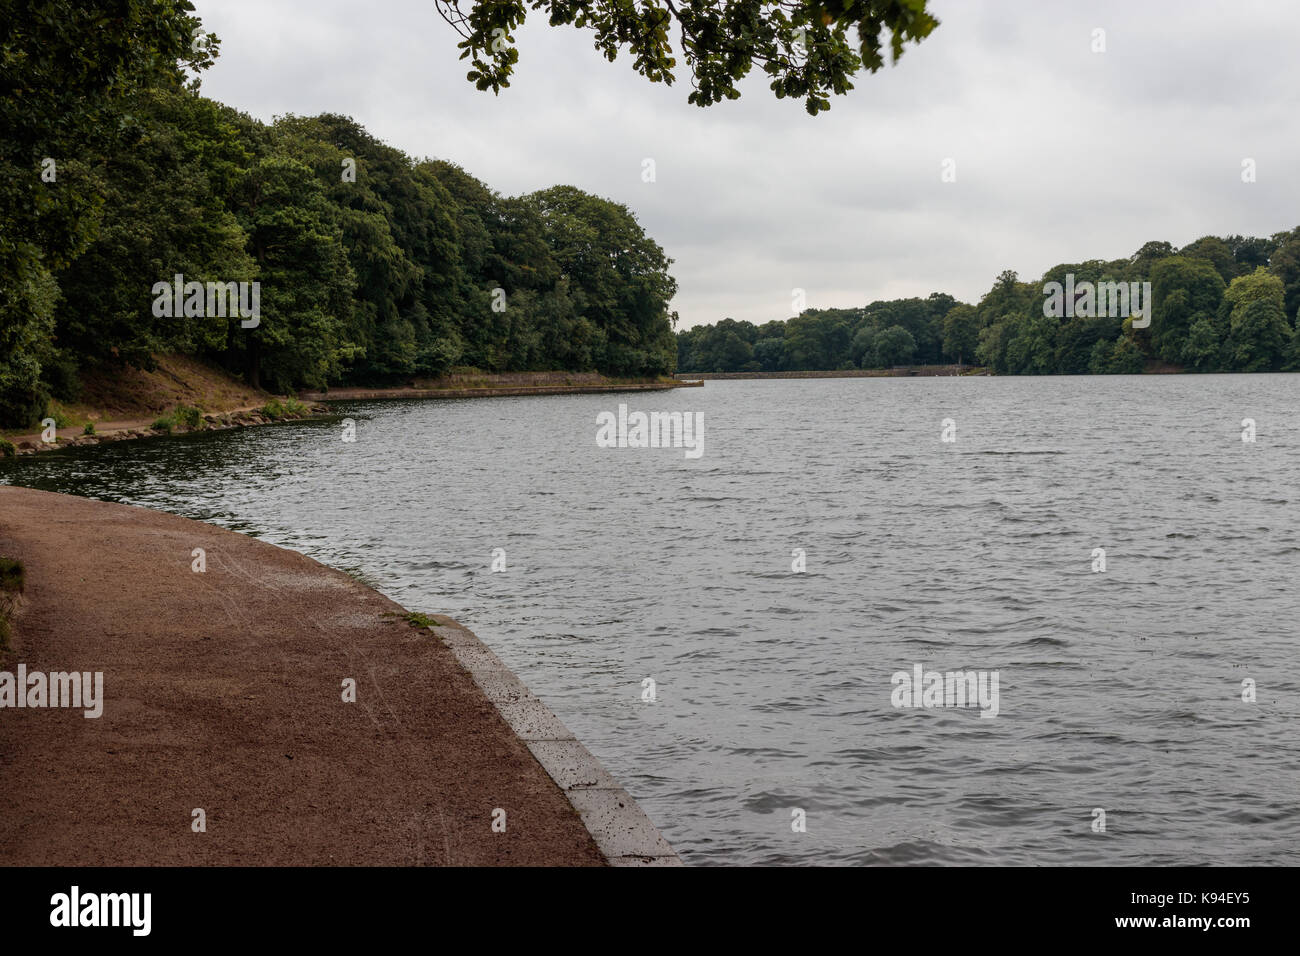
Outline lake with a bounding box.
[4,376,1299,865]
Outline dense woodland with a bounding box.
[678,232,1300,374]
[6,5,1298,432]
[0,2,678,428]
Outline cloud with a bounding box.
[195,0,1300,329]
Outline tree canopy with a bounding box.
[435,0,940,114]
[679,231,1300,375]
[0,0,214,424]
[0,3,680,427]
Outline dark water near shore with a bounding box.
[5,376,1300,865]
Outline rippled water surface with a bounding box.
[4,376,1300,865]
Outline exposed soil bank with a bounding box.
[50,353,272,424]
[2,402,328,459]
[0,487,605,865]
[1,355,329,459]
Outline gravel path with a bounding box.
[0,486,604,865]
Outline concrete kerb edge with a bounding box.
[428,622,683,867]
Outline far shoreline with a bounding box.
[675,366,990,379]
[673,360,1203,379]
[302,376,702,402]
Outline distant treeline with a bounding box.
[0,3,678,428]
[678,233,1300,375]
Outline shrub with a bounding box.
[261,398,286,420]
[0,439,15,458]
[43,400,72,429]
[0,557,24,594]
[83,422,95,436]
[175,404,202,430]
[151,415,174,434]
[43,354,83,404]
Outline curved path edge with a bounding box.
[428,619,682,866]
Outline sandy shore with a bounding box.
[0,486,605,865]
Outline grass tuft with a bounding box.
[383,610,440,629]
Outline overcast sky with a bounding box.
[195,0,1300,329]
